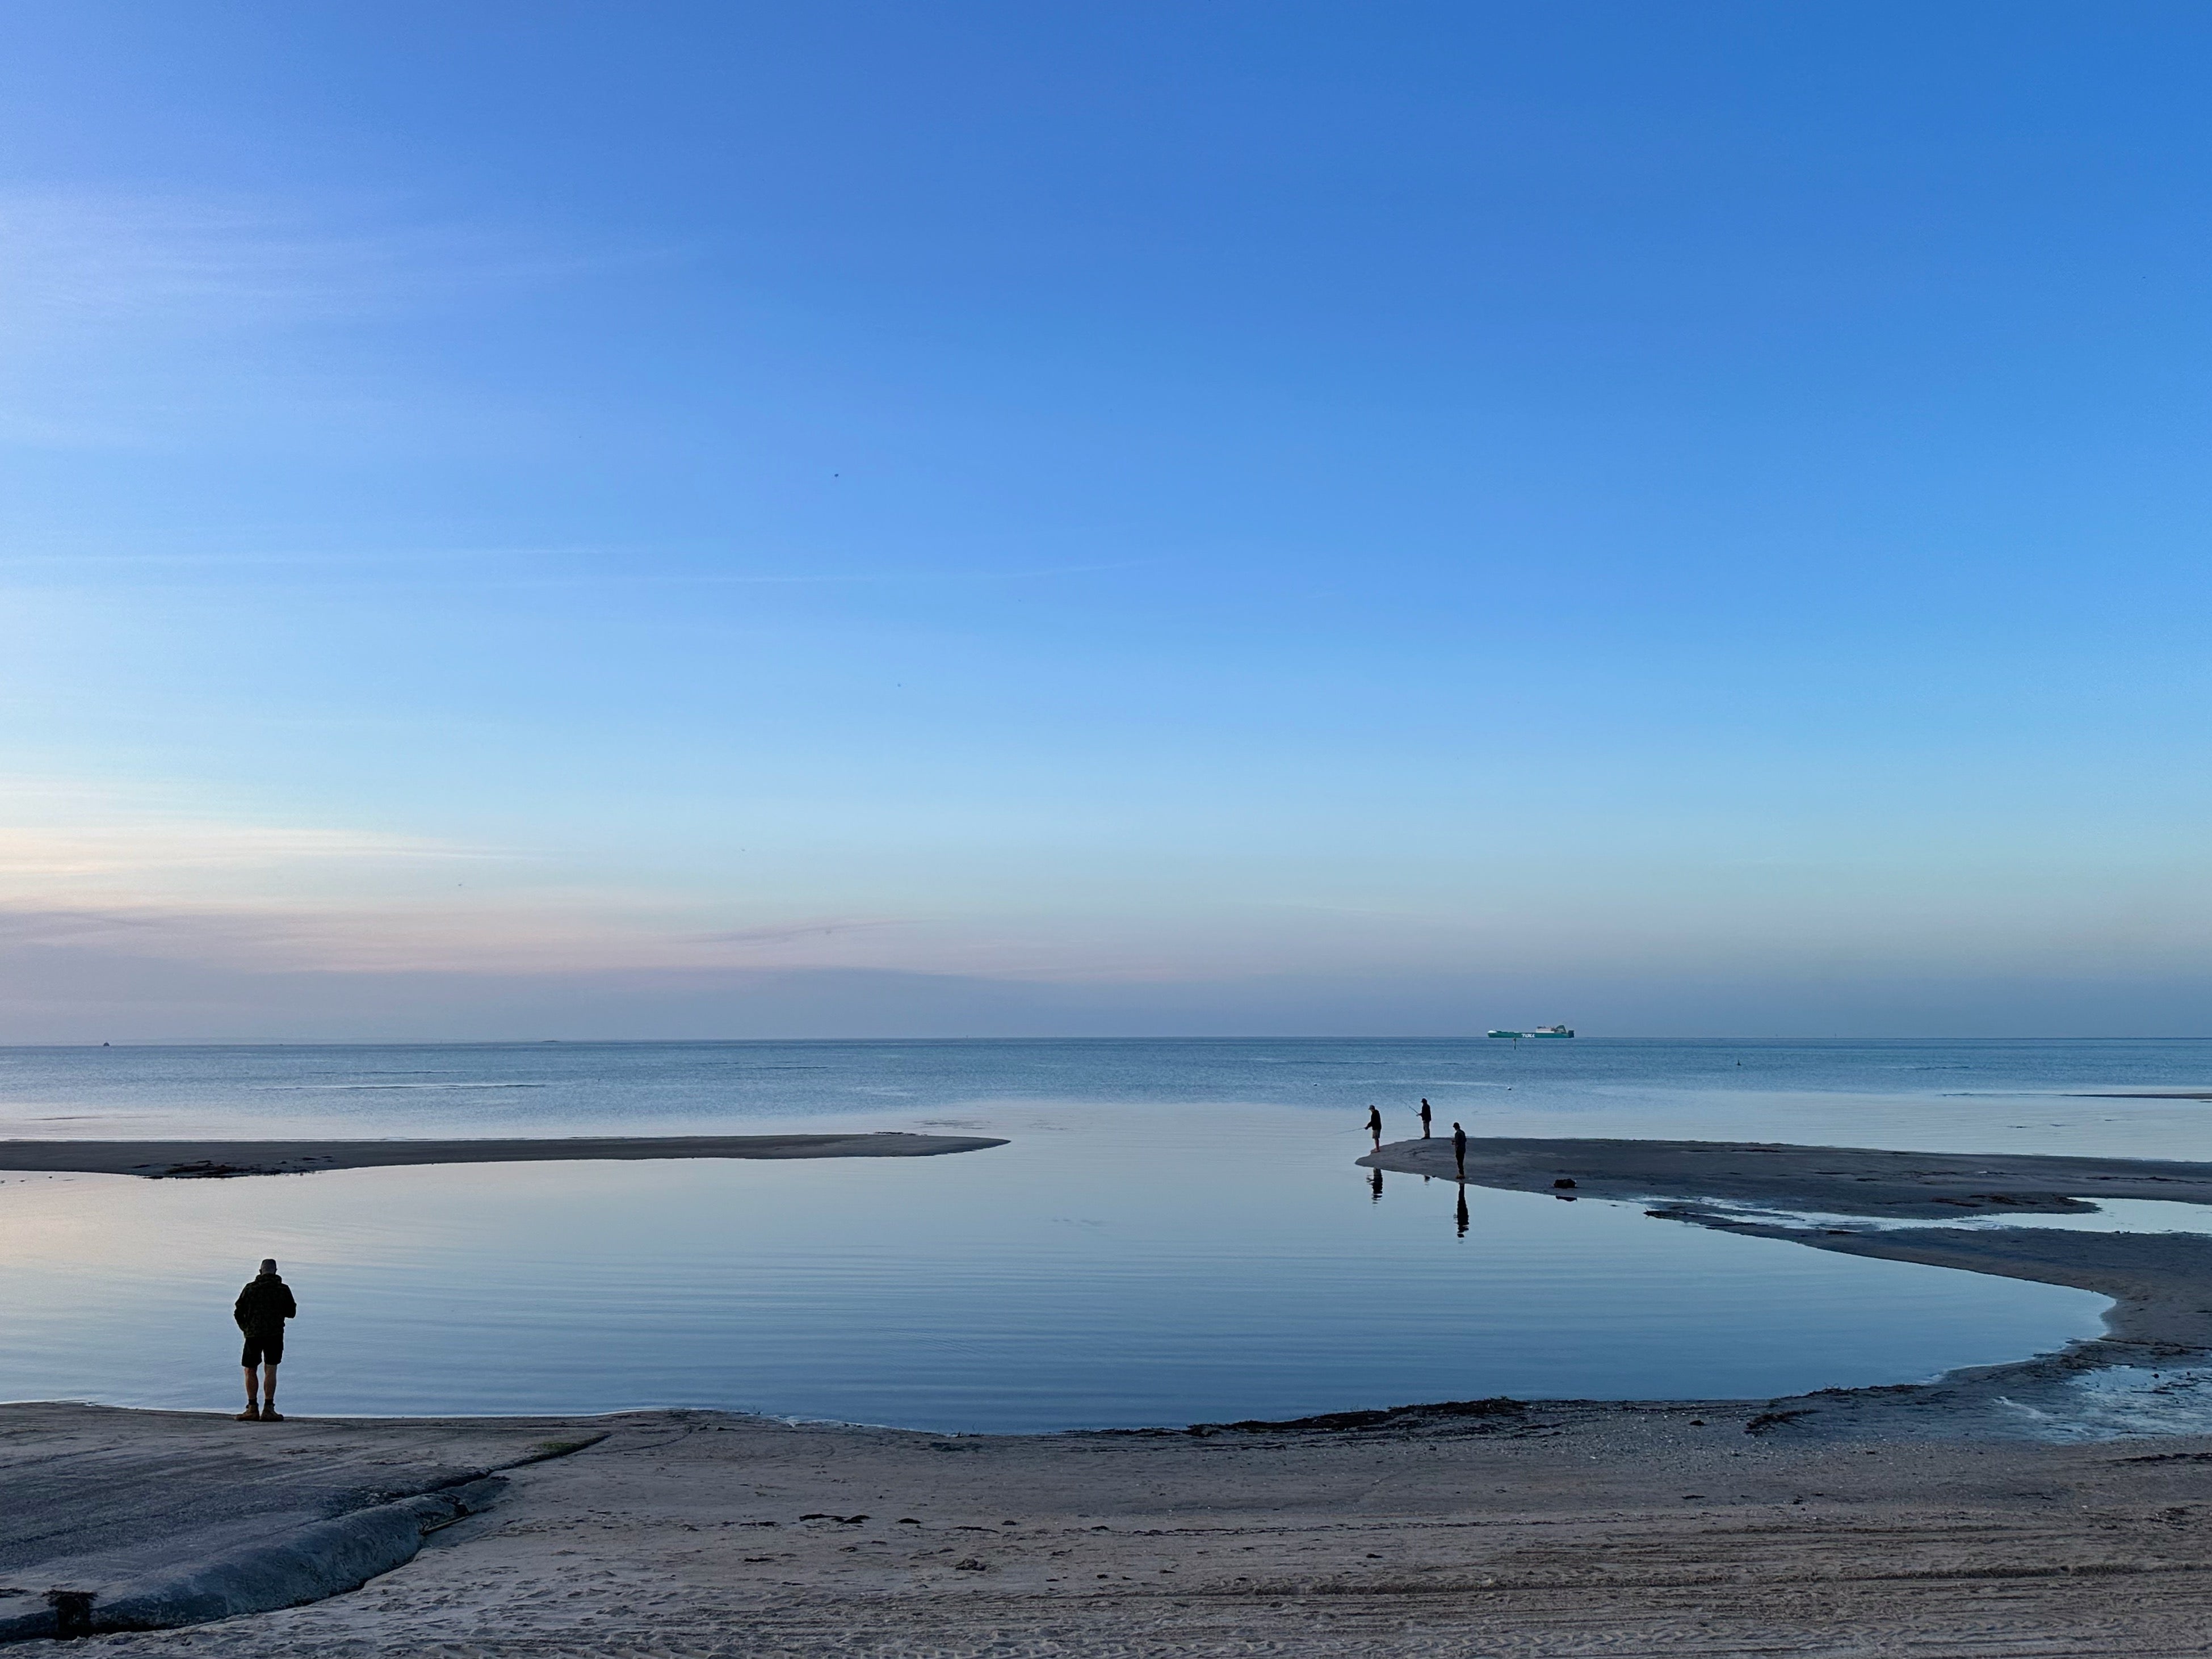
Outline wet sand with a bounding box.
[2070,1090,2212,1100]
[0,1132,1006,1179]
[1359,1134,2212,1217]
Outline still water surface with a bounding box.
[3,1038,2207,1429]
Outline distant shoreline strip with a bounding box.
[0,1132,1008,1179]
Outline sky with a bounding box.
[6,2,2212,1040]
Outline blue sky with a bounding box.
[5,2,2212,1039]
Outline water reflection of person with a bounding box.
[1418,1098,1432,1137]
[1369,1166,1383,1202]
[1455,1182,1470,1237]
[1366,1104,1382,1149]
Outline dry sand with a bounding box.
[0,1132,1005,1179]
[14,1392,2212,1657]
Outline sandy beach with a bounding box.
[12,1385,2212,1657]
[0,1132,1006,1180]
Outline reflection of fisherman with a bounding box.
[1455,1183,1470,1237]
[1366,1104,1383,1149]
[1369,1166,1383,1202]
[1418,1098,1432,1137]
[1452,1122,1467,1178]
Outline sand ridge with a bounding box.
[1359,1134,2212,1217]
[0,1132,1006,1179]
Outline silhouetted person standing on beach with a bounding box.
[1418,1098,1432,1137]
[234,1258,296,1422]
[1452,1122,1466,1178]
[1366,1104,1383,1149]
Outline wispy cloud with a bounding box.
[0,186,660,453]
[0,897,930,978]
[695,917,918,947]
[0,905,167,942]
[0,544,1156,595]
[0,777,496,914]
[0,781,936,975]
[0,822,479,879]
[0,187,635,343]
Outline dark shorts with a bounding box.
[241,1330,284,1367]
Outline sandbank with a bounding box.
[1359,1133,2212,1217]
[0,1131,1005,1180]
[1364,1135,2212,1347]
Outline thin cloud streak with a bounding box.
[0,185,666,456]
[0,825,483,878]
[0,186,656,342]
[0,547,1156,590]
[695,917,919,946]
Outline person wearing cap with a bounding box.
[233,1259,297,1422]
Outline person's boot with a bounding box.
[261,1404,284,1422]
[235,1403,260,1421]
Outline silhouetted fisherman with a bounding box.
[1452,1121,1466,1178]
[1455,1182,1470,1237]
[1418,1098,1432,1137]
[234,1258,296,1422]
[1366,1104,1383,1149]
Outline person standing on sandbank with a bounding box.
[1418,1098,1432,1137]
[1453,1121,1466,1178]
[234,1258,296,1422]
[1366,1104,1383,1149]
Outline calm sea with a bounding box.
[3,1037,2209,1430]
